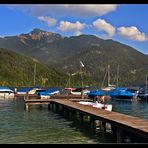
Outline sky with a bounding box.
[0,4,148,55]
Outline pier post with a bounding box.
[25,92,29,100]
[79,113,84,124]
[24,103,29,111]
[100,121,106,133]
[55,104,59,113]
[90,116,96,133]
[81,90,84,99]
[116,127,122,143]
[48,103,50,110]
[111,125,117,135]
[70,110,77,121]
[51,102,54,112]
[61,105,64,116]
[65,107,70,119]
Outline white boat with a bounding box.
[78,101,95,106]
[17,87,34,95]
[0,86,14,99]
[78,100,112,111]
[92,101,113,111]
[65,87,90,95]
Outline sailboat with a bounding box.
[107,65,137,100]
[64,61,90,97]
[101,65,116,91]
[137,75,148,100]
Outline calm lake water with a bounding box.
[0,97,148,144]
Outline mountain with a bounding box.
[0,48,67,87]
[0,28,148,86]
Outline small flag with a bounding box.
[80,60,84,67]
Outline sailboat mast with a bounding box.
[80,60,84,99]
[33,63,36,86]
[80,67,84,89]
[116,65,119,87]
[146,74,148,88]
[68,73,71,88]
[108,65,110,86]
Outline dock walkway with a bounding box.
[24,94,148,143]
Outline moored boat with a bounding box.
[78,95,112,111]
[37,88,60,99]
[108,87,136,100]
[87,89,106,99]
[137,87,148,101]
[65,87,90,95]
[0,86,14,98]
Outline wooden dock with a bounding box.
[24,94,148,143]
[50,99,148,143]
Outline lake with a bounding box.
[0,97,148,144]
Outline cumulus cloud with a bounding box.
[6,4,118,17]
[118,26,147,41]
[38,16,57,27]
[93,19,116,37]
[74,31,82,36]
[58,21,85,36]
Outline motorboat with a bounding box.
[137,87,148,101]
[87,89,105,99]
[37,88,60,99]
[78,95,112,111]
[65,87,90,95]
[108,87,136,99]
[92,101,112,111]
[0,86,14,98]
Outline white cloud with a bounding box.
[38,16,57,27]
[74,31,82,36]
[118,26,147,41]
[58,21,85,36]
[6,4,118,17]
[93,19,116,37]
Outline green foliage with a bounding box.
[0,48,67,87]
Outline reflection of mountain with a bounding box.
[0,28,148,86]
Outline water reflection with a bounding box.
[111,99,148,119]
[0,96,148,143]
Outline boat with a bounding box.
[0,86,14,98]
[92,101,113,111]
[78,95,112,111]
[78,100,95,106]
[17,87,47,97]
[65,61,90,96]
[65,87,90,95]
[108,87,136,100]
[17,87,35,95]
[67,87,90,95]
[37,88,60,99]
[136,75,148,101]
[87,89,106,99]
[137,87,148,101]
[101,65,116,91]
[27,87,45,94]
[78,100,112,111]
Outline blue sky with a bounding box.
[0,4,148,55]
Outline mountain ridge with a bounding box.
[0,28,148,86]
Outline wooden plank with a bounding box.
[23,96,148,137]
[52,99,148,134]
